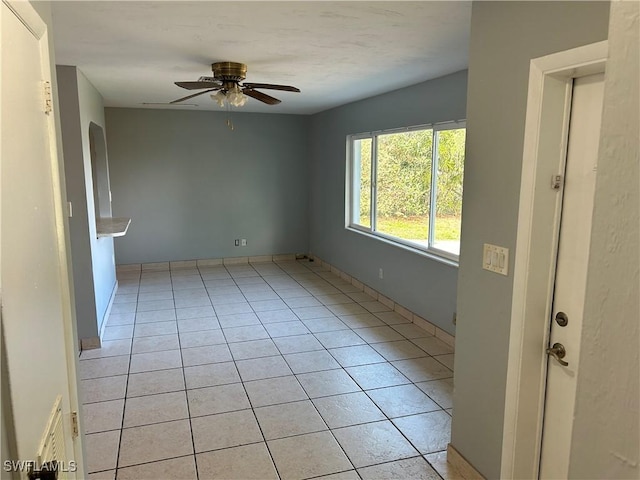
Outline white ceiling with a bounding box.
[51,1,471,115]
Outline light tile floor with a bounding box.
[80,260,460,480]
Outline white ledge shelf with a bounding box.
[97,217,131,238]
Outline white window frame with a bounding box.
[346,120,466,264]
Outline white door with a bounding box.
[539,73,605,478]
[1,1,84,478]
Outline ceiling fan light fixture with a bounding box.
[210,85,247,108]
[211,90,227,107]
[227,88,248,107]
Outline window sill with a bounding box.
[346,226,459,268]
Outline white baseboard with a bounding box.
[98,280,118,342]
[116,254,298,273]
[80,336,100,351]
[309,253,455,345]
[447,444,485,480]
[79,280,118,352]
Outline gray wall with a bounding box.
[57,66,97,341]
[57,66,117,340]
[451,2,610,478]
[569,1,639,477]
[105,108,310,264]
[308,70,467,335]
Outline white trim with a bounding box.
[2,0,46,38]
[308,253,455,343]
[345,136,355,228]
[80,337,101,351]
[346,226,459,268]
[370,135,378,231]
[349,119,466,138]
[119,254,300,271]
[447,444,485,480]
[428,129,439,246]
[501,40,608,479]
[98,280,118,344]
[3,1,86,475]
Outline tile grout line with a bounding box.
[260,266,361,478]
[90,260,453,478]
[231,263,294,480]
[111,268,139,478]
[224,261,360,478]
[281,262,395,477]
[298,263,444,474]
[175,264,209,480]
[298,261,452,472]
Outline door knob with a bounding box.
[546,342,569,366]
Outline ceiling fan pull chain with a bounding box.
[225,102,234,131]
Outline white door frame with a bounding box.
[500,40,608,479]
[1,0,85,476]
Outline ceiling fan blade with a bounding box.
[243,83,300,93]
[170,88,218,104]
[243,88,282,105]
[175,81,222,90]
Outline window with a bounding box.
[347,122,466,260]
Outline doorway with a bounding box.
[538,72,604,478]
[500,41,608,479]
[89,123,112,223]
[1,0,84,476]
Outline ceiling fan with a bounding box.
[172,61,300,107]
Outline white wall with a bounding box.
[568,1,639,477]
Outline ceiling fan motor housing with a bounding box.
[212,62,247,82]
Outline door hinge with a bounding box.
[551,174,564,190]
[70,411,79,438]
[43,81,53,115]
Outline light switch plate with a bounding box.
[483,243,509,276]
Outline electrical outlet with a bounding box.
[378,268,384,279]
[241,239,247,246]
[234,239,240,246]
